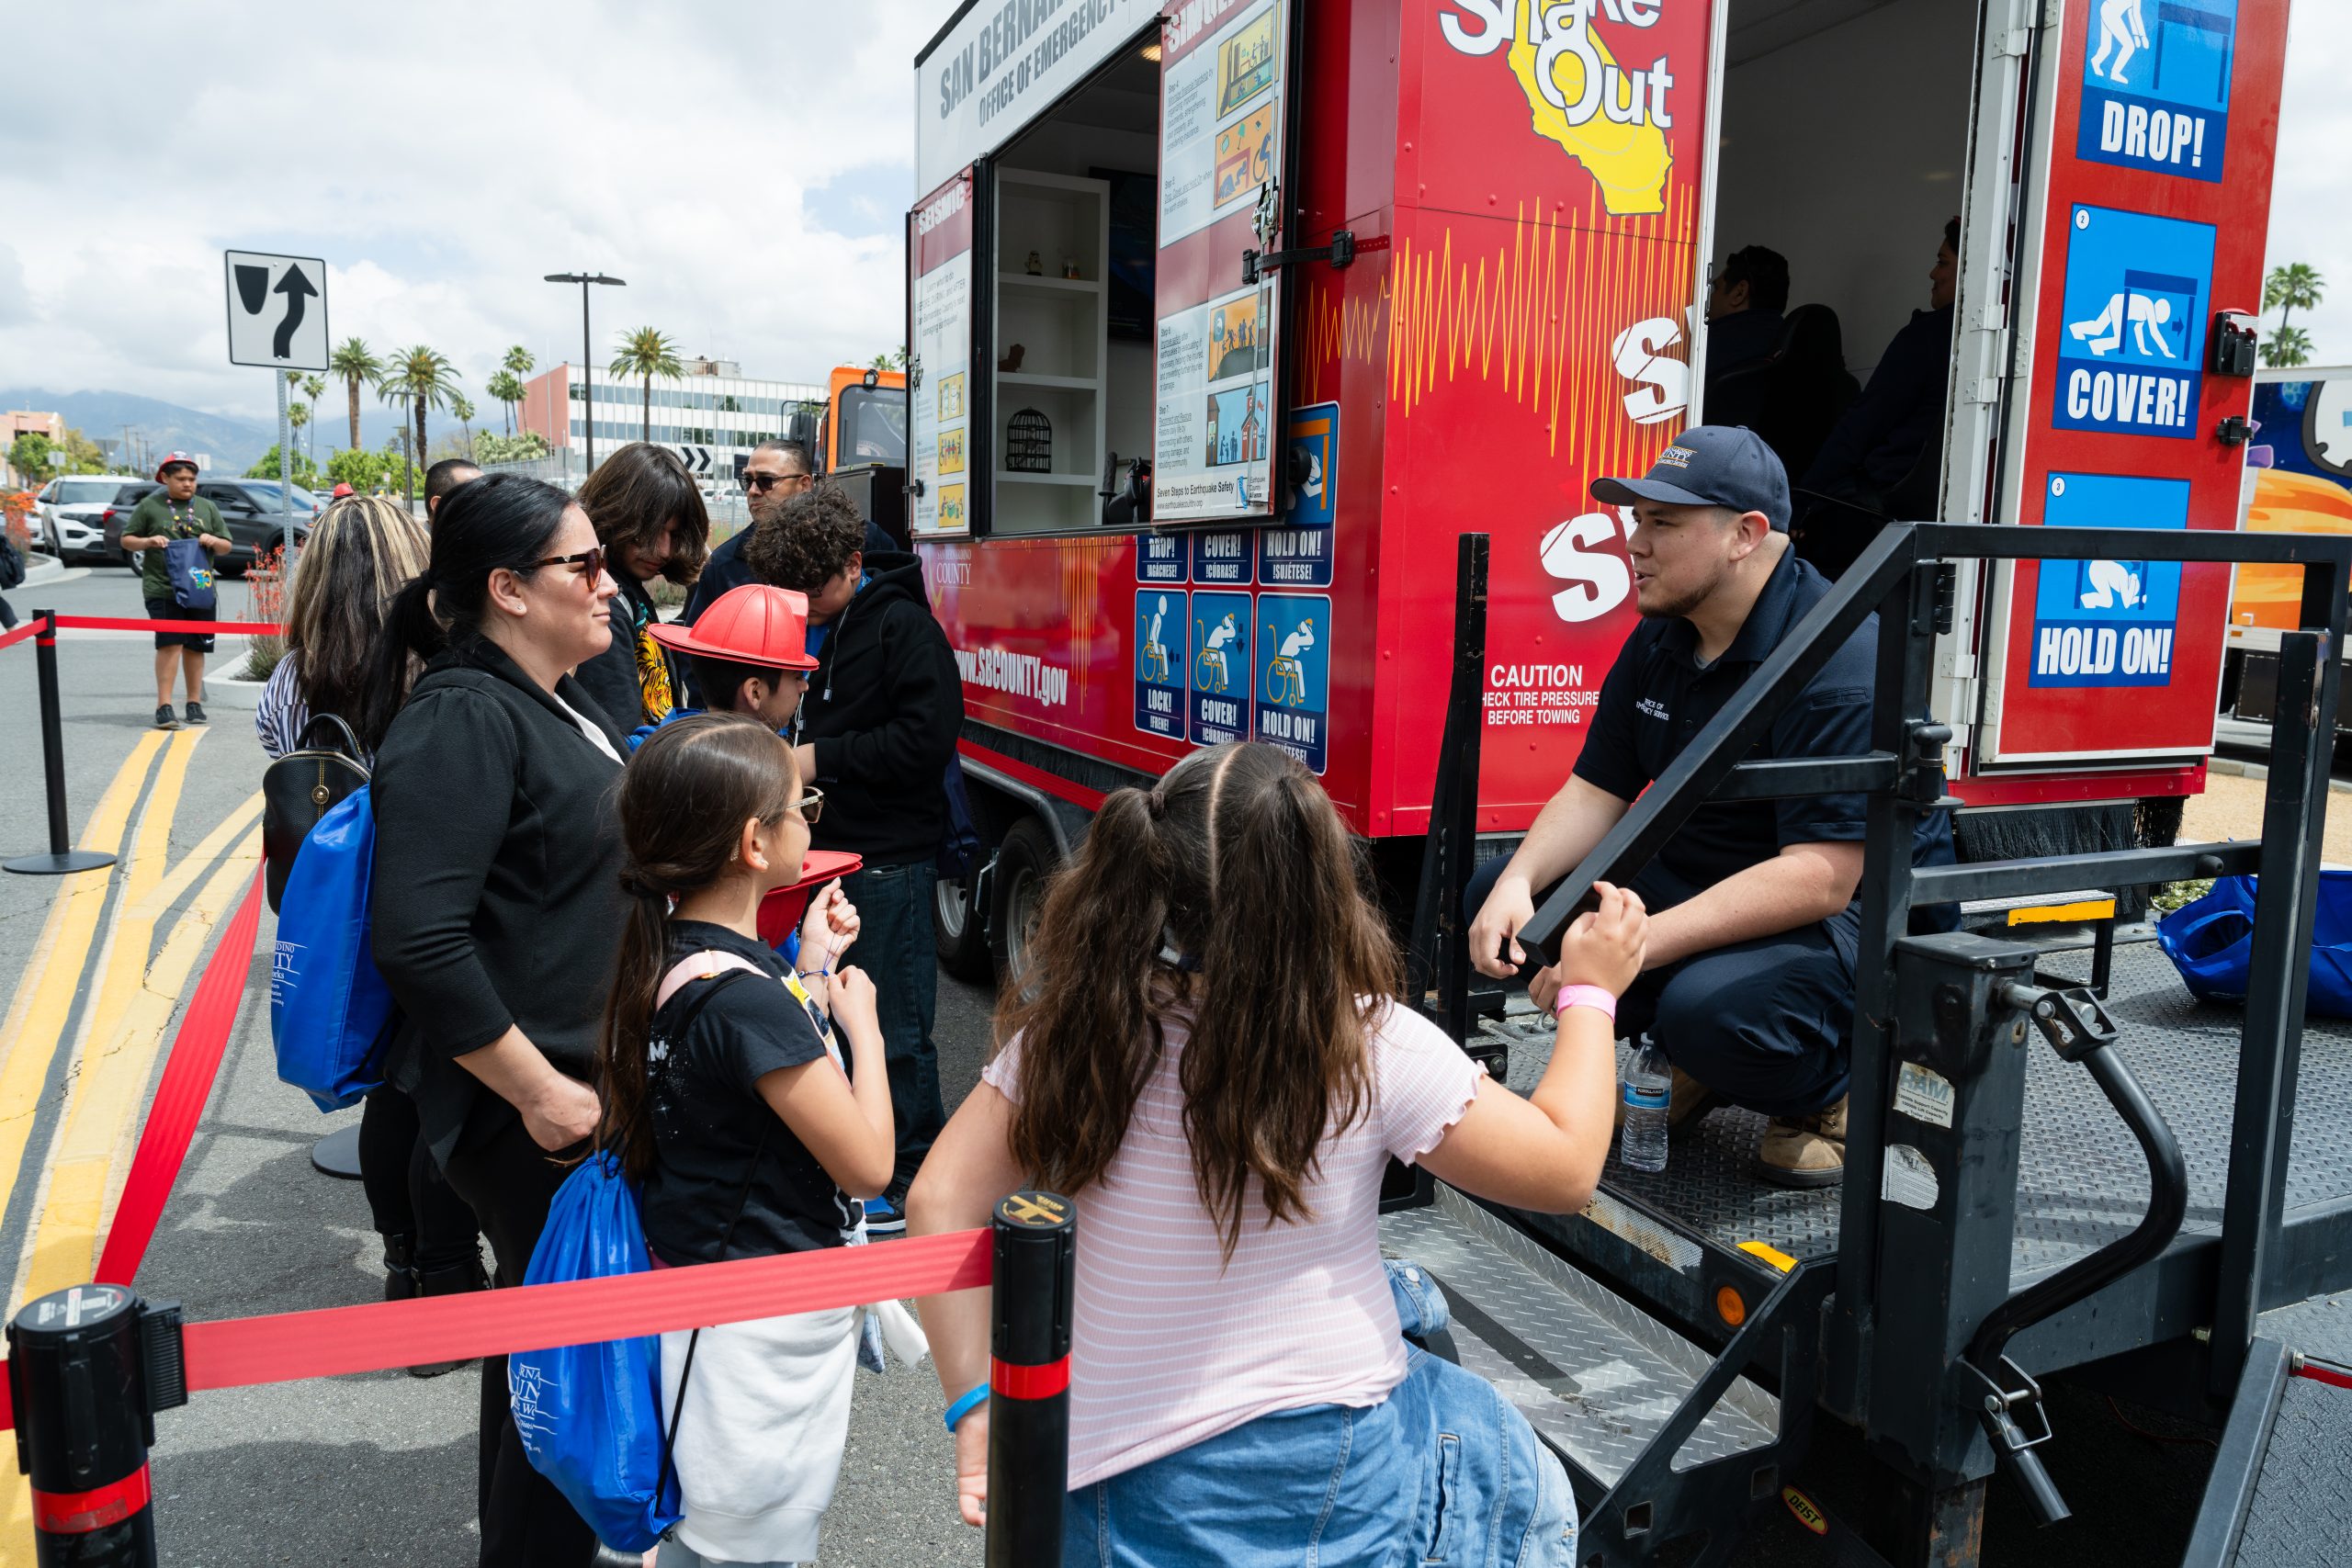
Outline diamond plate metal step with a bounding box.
[2232,1373,2352,1568]
[1379,1183,1779,1491]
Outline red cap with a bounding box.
[330,482,355,500]
[154,451,198,478]
[650,584,820,671]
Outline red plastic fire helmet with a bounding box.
[650,584,820,671]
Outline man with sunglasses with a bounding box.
[684,440,899,628]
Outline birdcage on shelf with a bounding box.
[1006,408,1054,474]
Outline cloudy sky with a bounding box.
[1,0,2346,429]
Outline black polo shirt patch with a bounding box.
[1573,548,1877,895]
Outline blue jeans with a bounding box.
[1062,1264,1577,1567]
[840,861,944,1183]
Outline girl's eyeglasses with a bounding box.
[789,786,825,825]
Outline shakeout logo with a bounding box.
[2053,205,2213,440]
[2078,0,2234,182]
[2028,471,2188,687]
[1436,0,1677,216]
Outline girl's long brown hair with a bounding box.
[596,713,797,1180]
[1001,742,1401,1258]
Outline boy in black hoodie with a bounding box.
[747,484,964,1228]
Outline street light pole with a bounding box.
[544,272,625,482]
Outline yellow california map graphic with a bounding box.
[1505,0,1673,216]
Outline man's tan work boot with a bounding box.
[1754,1097,1848,1189]
[1613,1066,1721,1131]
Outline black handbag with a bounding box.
[263,712,369,913]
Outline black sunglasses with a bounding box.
[537,545,605,581]
[745,471,811,493]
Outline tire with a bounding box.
[989,818,1058,990]
[933,858,993,981]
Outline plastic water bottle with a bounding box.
[1619,1043,1671,1173]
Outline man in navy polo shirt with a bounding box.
[1467,424,1950,1188]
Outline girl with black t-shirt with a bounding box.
[597,713,897,1568]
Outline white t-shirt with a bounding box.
[983,999,1485,1488]
[551,690,624,764]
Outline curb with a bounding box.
[2208,755,2352,796]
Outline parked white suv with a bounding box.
[34,476,133,564]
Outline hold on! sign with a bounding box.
[2028,472,2188,689]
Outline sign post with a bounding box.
[225,251,330,541]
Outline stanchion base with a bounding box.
[311,1123,365,1180]
[2,850,117,877]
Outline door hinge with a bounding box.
[1963,377,2003,406]
[1244,230,1355,286]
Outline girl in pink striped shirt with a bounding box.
[910,741,1642,1565]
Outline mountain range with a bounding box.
[0,387,451,476]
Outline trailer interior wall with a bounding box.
[1712,0,1978,379]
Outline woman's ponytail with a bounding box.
[357,575,447,752]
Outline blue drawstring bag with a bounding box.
[163,536,217,611]
[2155,870,2352,1019]
[510,1153,680,1553]
[269,787,395,1110]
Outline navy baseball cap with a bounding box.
[1590,425,1792,532]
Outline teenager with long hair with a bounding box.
[362,472,627,1562]
[571,441,710,729]
[598,714,896,1568]
[911,741,1637,1562]
[254,495,481,1351]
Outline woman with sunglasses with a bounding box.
[358,473,628,1564]
[597,713,894,1568]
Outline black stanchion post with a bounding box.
[6,1284,185,1566]
[985,1190,1074,1568]
[5,611,118,877]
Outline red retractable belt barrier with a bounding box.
[48,615,284,636]
[0,615,47,655]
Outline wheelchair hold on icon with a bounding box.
[1263,618,1317,708]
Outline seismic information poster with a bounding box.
[911,170,974,536]
[1153,0,1288,525]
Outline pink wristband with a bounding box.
[1555,984,1617,1022]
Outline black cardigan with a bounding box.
[369,637,628,1159]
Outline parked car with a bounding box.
[33,476,136,563]
[101,478,317,574]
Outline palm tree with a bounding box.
[329,338,382,452]
[2265,263,2325,338]
[300,374,327,466]
[486,369,526,435]
[2263,324,2314,369]
[374,345,464,503]
[609,327,684,444]
[452,393,477,456]
[288,400,311,465]
[503,344,536,383]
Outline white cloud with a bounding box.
[0,0,951,430]
[2266,7,2352,365]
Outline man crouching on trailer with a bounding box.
[1467,424,1951,1189]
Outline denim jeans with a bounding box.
[1061,1263,1577,1567]
[840,861,944,1183]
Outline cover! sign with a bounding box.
[2077,0,2234,182]
[2052,205,2212,441]
[2028,472,2188,687]
[1188,590,1252,744]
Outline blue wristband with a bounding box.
[944,1382,990,1433]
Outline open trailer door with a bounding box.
[1969,0,2284,770]
[1148,0,1300,527]
[910,164,984,538]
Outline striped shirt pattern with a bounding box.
[984,1000,1485,1489]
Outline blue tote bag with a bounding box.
[510,1153,680,1553]
[269,787,396,1110]
[163,536,218,611]
[2155,870,2352,1019]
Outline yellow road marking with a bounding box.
[0,733,165,1251]
[22,826,263,1301]
[68,729,202,1067]
[132,789,263,923]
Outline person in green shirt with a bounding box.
[118,453,233,728]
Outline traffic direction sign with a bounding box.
[676,444,712,474]
[223,251,330,371]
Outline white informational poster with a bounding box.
[1151,0,1288,525]
[910,172,976,536]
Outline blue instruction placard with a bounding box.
[2078,0,2233,182]
[1190,530,1255,585]
[2029,470,2190,687]
[1261,402,1338,587]
[1136,532,1186,584]
[1134,589,1189,739]
[1254,593,1331,773]
[1188,591,1252,746]
[2053,205,2213,441]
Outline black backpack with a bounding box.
[263,713,370,912]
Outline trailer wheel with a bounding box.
[990,818,1057,988]
[933,860,992,981]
